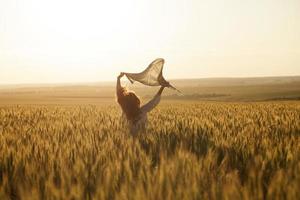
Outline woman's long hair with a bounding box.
[117,87,141,121]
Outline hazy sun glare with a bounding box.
[0,0,299,84]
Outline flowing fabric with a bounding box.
[124,58,180,92]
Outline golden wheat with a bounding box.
[0,102,299,200]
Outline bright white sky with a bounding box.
[0,0,299,84]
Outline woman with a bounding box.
[117,72,167,135]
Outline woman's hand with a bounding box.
[161,81,170,87]
[118,72,125,79]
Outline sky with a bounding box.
[0,0,299,84]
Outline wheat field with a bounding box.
[0,101,299,200]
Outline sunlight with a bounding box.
[0,0,299,84]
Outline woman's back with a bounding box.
[116,72,166,135]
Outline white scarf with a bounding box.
[124,58,180,92]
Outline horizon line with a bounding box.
[0,75,299,87]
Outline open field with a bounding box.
[0,76,300,105]
[0,77,300,199]
[0,102,299,199]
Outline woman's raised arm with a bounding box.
[140,86,165,113]
[156,86,165,96]
[116,72,124,96]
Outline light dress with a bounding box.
[128,94,161,135]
